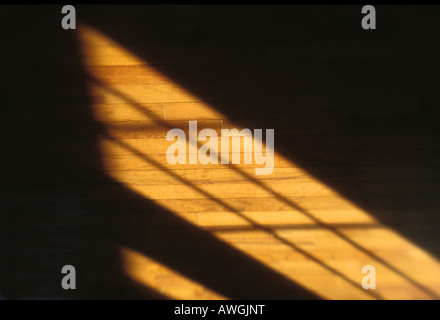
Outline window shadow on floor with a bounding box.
[0,5,321,300]
[79,5,440,261]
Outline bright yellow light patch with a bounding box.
[120,246,226,300]
[78,24,440,300]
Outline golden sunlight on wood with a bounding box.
[120,246,226,300]
[78,24,440,300]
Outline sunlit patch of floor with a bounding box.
[120,246,226,300]
[78,24,440,300]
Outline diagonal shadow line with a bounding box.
[89,75,440,299]
[203,223,385,233]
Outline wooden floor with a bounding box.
[1,5,440,299]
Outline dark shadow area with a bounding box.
[79,4,440,260]
[0,5,320,300]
